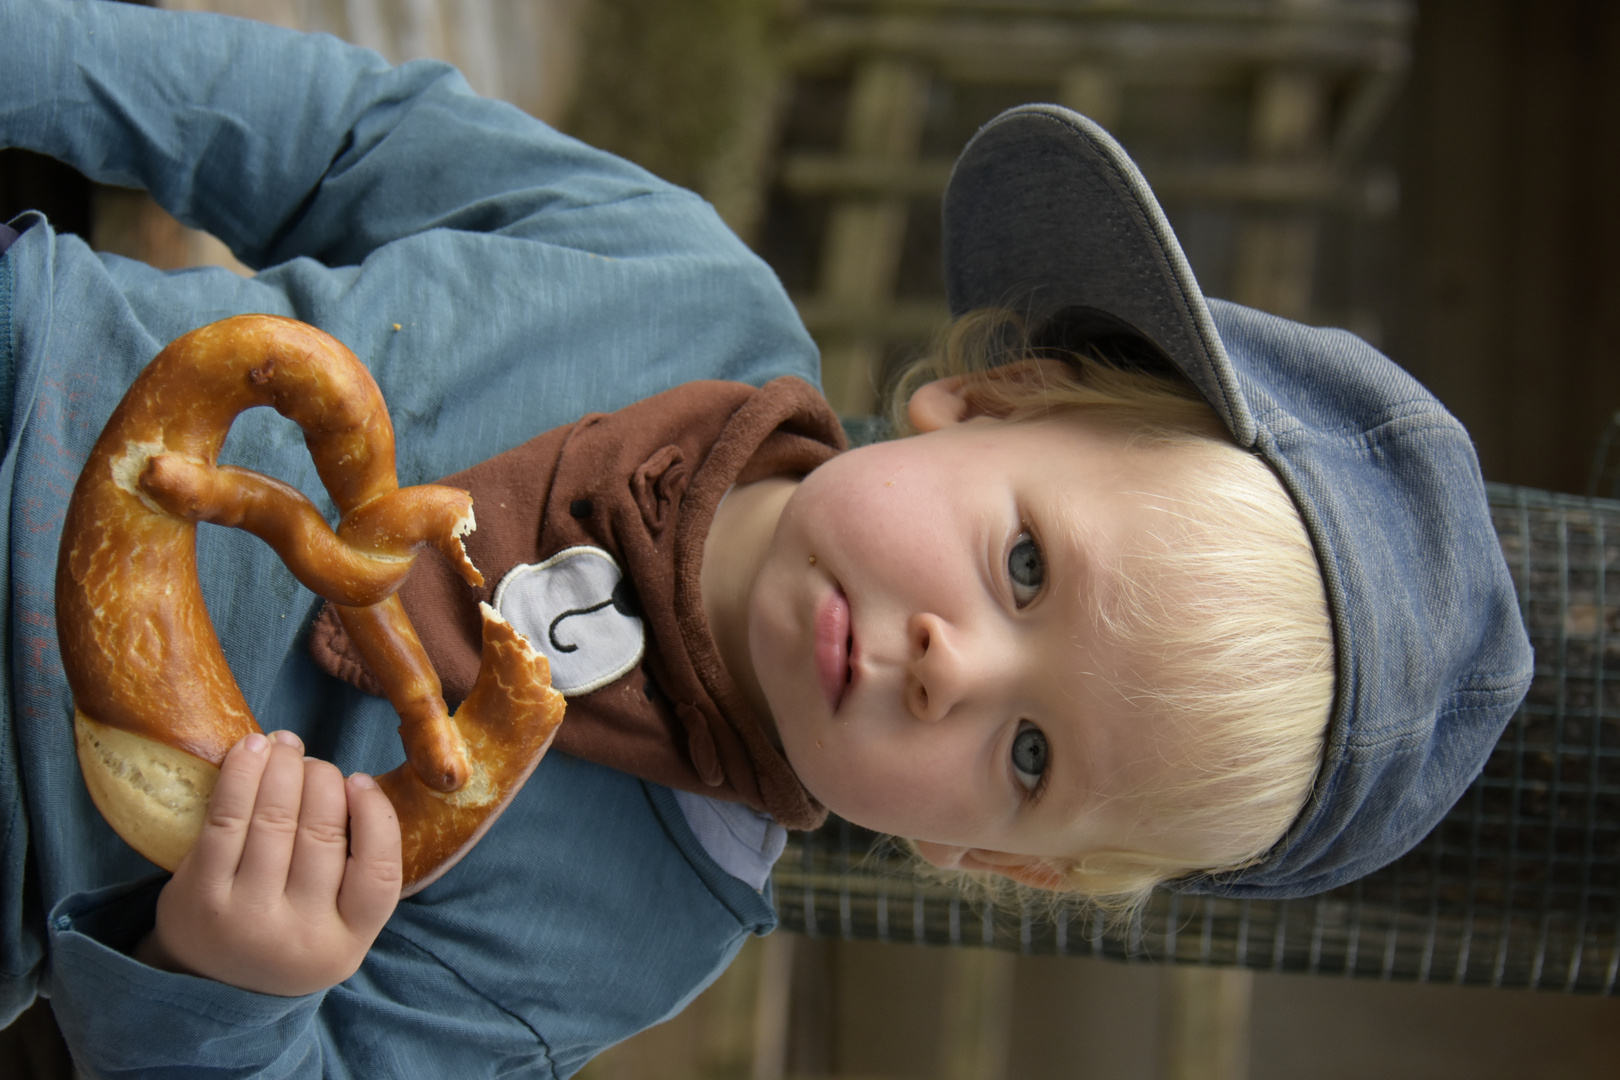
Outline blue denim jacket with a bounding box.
[0,1,819,1075]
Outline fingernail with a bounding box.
[349,772,376,790]
[244,732,269,753]
[272,730,300,747]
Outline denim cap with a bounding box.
[942,105,1534,899]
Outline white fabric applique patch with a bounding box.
[492,545,646,697]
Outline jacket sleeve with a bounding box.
[46,878,332,1077]
[44,755,777,1080]
[0,0,693,270]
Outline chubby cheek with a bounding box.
[784,723,987,844]
[792,445,958,554]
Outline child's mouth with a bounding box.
[813,586,852,712]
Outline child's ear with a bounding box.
[914,841,1072,892]
[905,375,975,433]
[905,358,1075,433]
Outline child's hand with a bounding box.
[133,730,403,996]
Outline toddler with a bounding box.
[0,2,1531,1077]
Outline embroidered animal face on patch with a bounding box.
[491,546,646,696]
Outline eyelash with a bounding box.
[1024,763,1050,805]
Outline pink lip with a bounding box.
[813,586,852,712]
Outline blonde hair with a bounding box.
[891,310,1334,919]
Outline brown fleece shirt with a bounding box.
[310,377,845,830]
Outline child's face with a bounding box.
[746,379,1191,884]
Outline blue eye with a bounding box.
[1007,532,1044,607]
[1011,722,1048,792]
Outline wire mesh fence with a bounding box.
[772,483,1620,993]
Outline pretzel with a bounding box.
[56,315,565,896]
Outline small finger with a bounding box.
[233,734,308,896]
[336,773,403,935]
[186,732,272,886]
[284,758,351,906]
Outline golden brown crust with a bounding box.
[56,315,563,892]
[381,605,565,896]
[336,595,470,792]
[139,456,479,608]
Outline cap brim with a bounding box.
[942,104,1255,447]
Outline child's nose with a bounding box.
[905,612,974,723]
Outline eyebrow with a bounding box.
[1030,490,1106,622]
